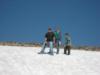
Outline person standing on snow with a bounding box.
[64,33,71,55]
[39,27,55,55]
[54,27,62,54]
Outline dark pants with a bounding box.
[55,40,61,54]
[64,45,71,55]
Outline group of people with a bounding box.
[39,27,71,55]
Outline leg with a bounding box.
[40,42,46,53]
[49,42,54,55]
[64,46,67,54]
[56,41,60,54]
[68,46,71,55]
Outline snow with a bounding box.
[0,46,100,75]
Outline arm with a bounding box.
[68,36,71,46]
[53,33,56,44]
[59,32,62,41]
[53,37,55,43]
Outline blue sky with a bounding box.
[0,0,100,46]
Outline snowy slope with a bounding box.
[0,46,100,75]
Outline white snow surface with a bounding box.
[0,46,100,75]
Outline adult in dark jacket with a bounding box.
[39,27,55,55]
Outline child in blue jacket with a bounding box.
[64,33,71,55]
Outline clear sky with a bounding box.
[0,0,100,46]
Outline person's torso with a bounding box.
[46,32,54,42]
[65,36,71,45]
[54,31,61,40]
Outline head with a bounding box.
[48,27,52,32]
[56,27,60,32]
[65,33,70,37]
